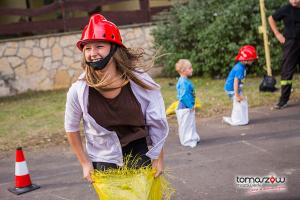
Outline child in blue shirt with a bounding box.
[224,45,258,101]
[224,62,246,101]
[175,59,200,147]
[175,59,195,109]
[223,45,257,126]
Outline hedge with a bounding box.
[152,0,286,77]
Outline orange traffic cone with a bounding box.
[8,147,40,195]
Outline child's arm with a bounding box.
[179,92,194,108]
[234,78,243,102]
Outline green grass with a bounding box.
[0,90,67,151]
[1,74,300,151]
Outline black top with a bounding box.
[272,4,300,39]
[88,83,148,147]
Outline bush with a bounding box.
[152,0,286,77]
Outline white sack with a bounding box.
[223,97,249,126]
[175,109,200,147]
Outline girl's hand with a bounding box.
[82,162,94,183]
[152,159,164,178]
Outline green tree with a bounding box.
[152,0,286,77]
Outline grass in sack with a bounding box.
[91,155,175,200]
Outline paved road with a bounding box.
[1,102,300,200]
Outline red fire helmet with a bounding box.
[235,45,258,61]
[77,14,124,51]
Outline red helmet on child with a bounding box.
[235,45,257,61]
[76,14,124,51]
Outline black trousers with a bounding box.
[93,137,151,171]
[279,39,300,103]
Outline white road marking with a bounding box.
[241,140,271,155]
[49,194,72,200]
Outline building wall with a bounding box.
[0,0,175,25]
[0,23,161,97]
[0,0,26,24]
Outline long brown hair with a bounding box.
[81,45,154,91]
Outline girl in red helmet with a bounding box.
[223,45,258,125]
[64,14,168,183]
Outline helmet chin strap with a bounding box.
[86,44,117,70]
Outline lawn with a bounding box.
[0,74,299,151]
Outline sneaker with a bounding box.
[274,102,288,109]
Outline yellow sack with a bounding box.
[166,97,201,116]
[195,97,201,109]
[165,101,179,116]
[92,167,174,200]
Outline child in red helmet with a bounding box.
[64,14,168,183]
[223,45,258,125]
[224,45,257,101]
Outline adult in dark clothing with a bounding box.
[268,0,300,109]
